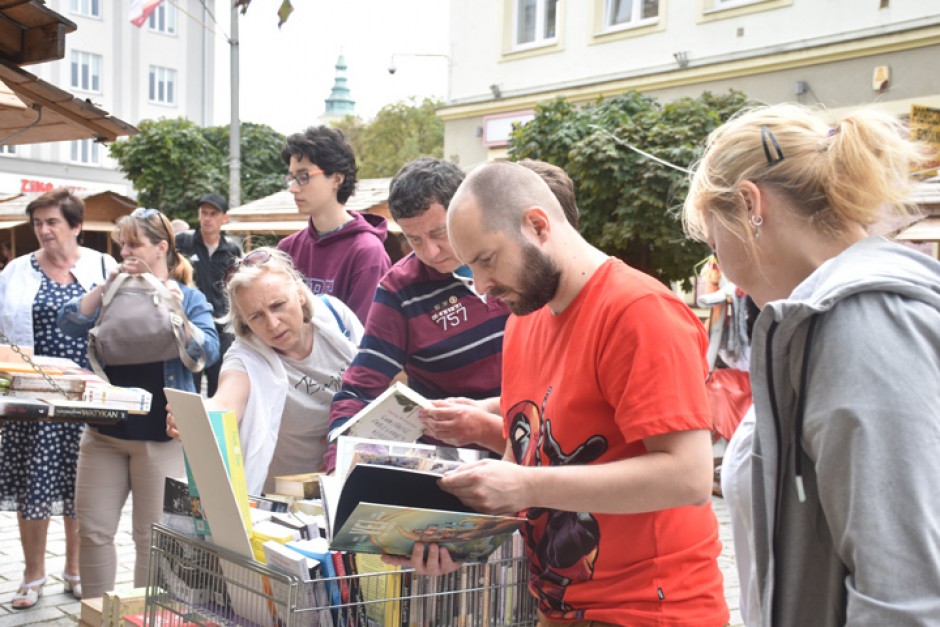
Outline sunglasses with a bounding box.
[223,249,272,286]
[131,207,173,243]
[285,169,325,188]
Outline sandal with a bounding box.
[62,572,82,600]
[11,577,46,610]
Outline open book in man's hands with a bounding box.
[327,381,430,443]
[320,457,523,562]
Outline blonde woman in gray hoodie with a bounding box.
[683,103,940,626]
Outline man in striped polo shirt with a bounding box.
[325,158,511,470]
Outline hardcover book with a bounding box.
[327,381,430,444]
[323,463,522,561]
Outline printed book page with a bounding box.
[334,434,483,482]
[327,381,430,444]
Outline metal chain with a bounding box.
[0,329,70,398]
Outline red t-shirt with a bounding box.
[501,258,729,626]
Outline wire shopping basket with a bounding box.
[145,524,538,626]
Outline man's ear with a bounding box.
[523,207,551,242]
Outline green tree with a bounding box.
[330,115,366,158]
[356,98,443,178]
[109,118,285,225]
[509,90,749,288]
[203,122,287,202]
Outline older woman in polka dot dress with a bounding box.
[0,189,118,610]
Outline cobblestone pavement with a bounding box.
[0,495,742,626]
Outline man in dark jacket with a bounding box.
[176,193,243,395]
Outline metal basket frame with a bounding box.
[145,524,538,626]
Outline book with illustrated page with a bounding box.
[333,435,485,483]
[327,381,430,444]
[321,462,522,562]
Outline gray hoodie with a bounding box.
[749,236,940,626]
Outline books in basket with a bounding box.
[327,381,430,444]
[333,435,485,483]
[321,462,523,561]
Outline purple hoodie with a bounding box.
[277,211,390,323]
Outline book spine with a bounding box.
[50,405,128,424]
[346,552,368,627]
[209,410,253,531]
[398,570,411,627]
[331,551,351,627]
[0,400,50,419]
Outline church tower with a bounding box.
[322,54,356,122]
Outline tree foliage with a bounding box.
[109,118,285,225]
[509,90,750,288]
[334,98,444,179]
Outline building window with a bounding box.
[606,0,659,28]
[149,66,176,105]
[70,51,101,92]
[148,2,177,34]
[514,0,558,48]
[70,139,100,164]
[0,144,16,156]
[69,0,100,18]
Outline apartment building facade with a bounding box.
[0,0,216,196]
[441,0,940,167]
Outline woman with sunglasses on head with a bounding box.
[168,247,362,495]
[57,208,219,599]
[0,189,119,609]
[683,103,940,626]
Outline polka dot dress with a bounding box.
[0,255,88,520]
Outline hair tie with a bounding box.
[827,127,838,137]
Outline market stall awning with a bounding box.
[0,219,27,230]
[0,0,75,66]
[223,220,309,235]
[0,58,137,145]
[82,220,119,233]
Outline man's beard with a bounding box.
[492,243,561,316]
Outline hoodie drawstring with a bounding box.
[793,314,820,503]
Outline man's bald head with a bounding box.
[450,161,566,238]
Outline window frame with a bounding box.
[512,0,559,51]
[0,144,17,156]
[603,0,660,32]
[70,50,102,93]
[69,138,101,165]
[148,65,177,106]
[147,2,178,35]
[69,0,101,19]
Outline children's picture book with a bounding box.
[323,463,523,561]
[327,381,430,444]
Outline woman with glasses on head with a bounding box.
[57,207,219,599]
[683,103,940,626]
[167,247,363,495]
[0,189,118,609]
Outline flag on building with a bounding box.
[129,0,164,28]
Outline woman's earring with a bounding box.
[749,214,764,238]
